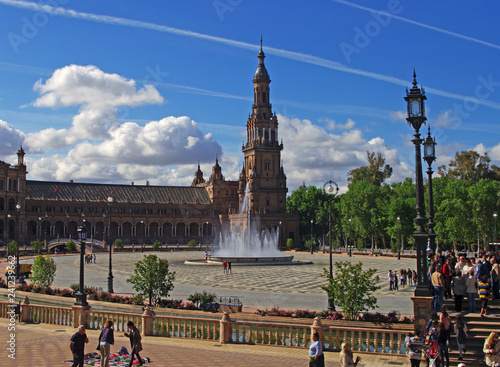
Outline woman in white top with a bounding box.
[308,332,324,367]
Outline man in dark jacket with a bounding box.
[124,321,143,366]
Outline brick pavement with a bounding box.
[0,318,412,367]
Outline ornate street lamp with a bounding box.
[74,226,88,306]
[279,221,282,251]
[404,70,429,297]
[348,218,352,257]
[423,126,437,254]
[494,212,498,246]
[107,195,114,293]
[141,220,144,253]
[310,219,314,254]
[397,216,401,260]
[15,203,21,282]
[323,180,339,311]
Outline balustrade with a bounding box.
[0,301,408,354]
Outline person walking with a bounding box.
[484,332,500,367]
[388,270,394,291]
[339,342,359,367]
[455,314,468,361]
[437,322,450,367]
[439,307,452,349]
[69,325,89,367]
[406,329,425,367]
[431,267,445,312]
[479,274,492,318]
[98,320,115,367]
[491,256,500,300]
[222,260,227,274]
[452,270,467,312]
[227,260,232,274]
[308,332,325,367]
[466,270,477,313]
[124,321,143,366]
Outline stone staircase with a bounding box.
[444,297,500,367]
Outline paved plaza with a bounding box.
[42,251,415,314]
[0,318,412,367]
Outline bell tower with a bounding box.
[240,38,287,214]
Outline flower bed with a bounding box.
[255,307,413,324]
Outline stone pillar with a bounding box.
[141,307,154,336]
[311,317,324,342]
[219,312,232,344]
[72,305,91,328]
[20,296,30,322]
[411,296,433,332]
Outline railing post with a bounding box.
[72,305,91,328]
[311,317,324,343]
[219,312,232,344]
[141,306,153,336]
[20,296,30,323]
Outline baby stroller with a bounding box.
[424,340,440,367]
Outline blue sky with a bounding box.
[0,0,499,192]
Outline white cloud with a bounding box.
[390,110,406,121]
[279,115,399,190]
[27,65,164,149]
[0,119,25,156]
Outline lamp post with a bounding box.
[279,221,282,251]
[494,212,498,246]
[310,219,314,254]
[74,225,88,306]
[397,216,401,260]
[44,211,48,252]
[15,203,21,282]
[107,195,114,293]
[423,126,437,254]
[323,180,339,311]
[206,221,209,250]
[348,218,352,257]
[405,70,429,297]
[141,220,144,253]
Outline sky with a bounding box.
[0,0,499,193]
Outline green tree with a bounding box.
[6,240,18,255]
[438,150,499,182]
[340,180,387,249]
[188,240,198,249]
[468,179,500,249]
[387,178,416,250]
[127,254,176,306]
[152,241,162,251]
[65,240,77,252]
[286,185,329,242]
[438,179,474,251]
[347,151,393,186]
[114,238,124,250]
[31,239,44,254]
[322,261,380,319]
[30,254,56,287]
[286,238,294,250]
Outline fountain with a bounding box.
[208,183,292,264]
[185,183,300,265]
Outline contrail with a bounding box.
[330,0,500,51]
[2,0,500,110]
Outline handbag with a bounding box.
[96,343,101,351]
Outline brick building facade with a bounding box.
[0,46,299,249]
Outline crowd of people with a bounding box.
[388,268,418,291]
[428,250,499,315]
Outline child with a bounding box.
[455,314,468,360]
[478,275,491,318]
